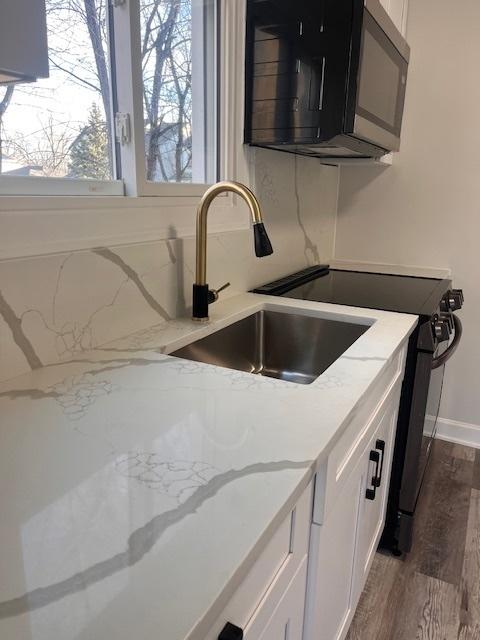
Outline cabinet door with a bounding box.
[352,396,399,603]
[303,463,364,640]
[208,483,312,640]
[244,557,308,640]
[380,0,409,36]
[388,0,409,35]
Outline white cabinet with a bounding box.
[244,557,308,640]
[379,0,409,36]
[206,483,313,640]
[207,340,408,640]
[304,344,406,640]
[304,462,364,640]
[0,0,49,84]
[352,398,399,603]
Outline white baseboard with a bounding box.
[435,416,480,450]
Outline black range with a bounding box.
[253,266,464,554]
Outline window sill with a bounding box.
[0,191,250,261]
[0,188,231,212]
[0,176,125,197]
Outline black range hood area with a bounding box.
[244,0,410,160]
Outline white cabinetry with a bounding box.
[304,344,406,640]
[206,482,313,640]
[352,401,399,602]
[205,340,408,640]
[244,557,308,640]
[379,0,409,36]
[304,462,364,640]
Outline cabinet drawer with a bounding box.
[313,344,406,524]
[244,555,308,640]
[206,482,312,640]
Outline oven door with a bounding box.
[400,315,463,514]
[414,347,447,506]
[352,4,409,151]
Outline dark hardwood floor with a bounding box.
[347,439,480,640]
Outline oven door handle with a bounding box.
[431,315,463,370]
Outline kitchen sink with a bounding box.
[171,310,369,385]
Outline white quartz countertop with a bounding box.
[0,293,417,640]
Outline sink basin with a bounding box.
[171,310,369,385]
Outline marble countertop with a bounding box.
[0,293,417,640]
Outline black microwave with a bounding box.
[244,0,410,159]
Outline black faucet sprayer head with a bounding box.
[253,222,274,258]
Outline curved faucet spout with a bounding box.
[193,181,274,321]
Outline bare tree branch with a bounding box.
[0,86,15,172]
[49,58,101,93]
[0,86,15,119]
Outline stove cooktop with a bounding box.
[253,266,452,317]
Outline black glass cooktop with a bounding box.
[253,267,451,317]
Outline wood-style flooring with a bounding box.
[346,439,480,640]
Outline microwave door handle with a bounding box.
[431,315,463,370]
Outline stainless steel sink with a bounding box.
[171,310,368,385]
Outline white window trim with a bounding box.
[112,0,250,198]
[0,0,254,260]
[0,175,124,197]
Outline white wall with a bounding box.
[335,0,480,434]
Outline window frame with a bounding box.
[0,0,121,196]
[0,0,250,199]
[111,0,252,205]
[0,0,256,263]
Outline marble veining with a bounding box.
[51,373,119,419]
[0,293,417,640]
[0,287,43,369]
[92,247,172,321]
[293,154,322,265]
[0,457,312,621]
[0,152,338,385]
[114,456,220,500]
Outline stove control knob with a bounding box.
[440,312,454,332]
[451,289,464,310]
[433,317,451,343]
[441,289,464,312]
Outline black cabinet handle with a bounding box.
[372,439,385,488]
[366,450,380,500]
[218,622,243,640]
[366,440,387,500]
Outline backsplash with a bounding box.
[0,150,338,383]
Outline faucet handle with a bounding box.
[208,282,231,303]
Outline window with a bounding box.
[141,0,217,185]
[0,0,219,197]
[0,0,114,182]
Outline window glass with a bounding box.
[141,0,217,184]
[0,0,113,180]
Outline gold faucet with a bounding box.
[192,180,273,321]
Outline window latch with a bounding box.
[115,113,131,145]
